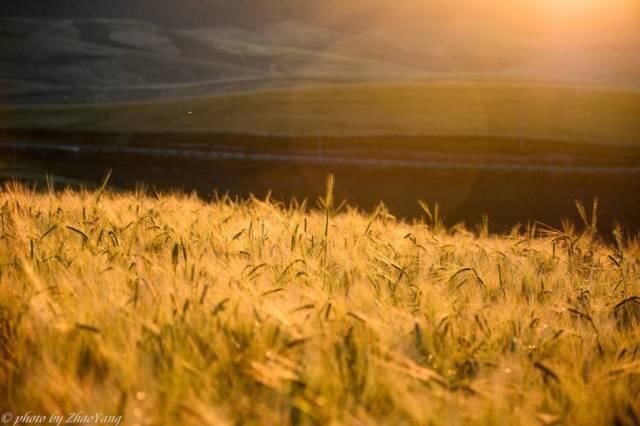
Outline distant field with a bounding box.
[2,82,639,145]
[1,182,639,425]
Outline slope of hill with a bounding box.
[1,0,640,105]
[3,83,639,147]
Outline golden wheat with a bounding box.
[0,182,638,425]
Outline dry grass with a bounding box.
[0,180,639,425]
[2,82,640,145]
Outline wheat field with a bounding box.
[0,179,638,425]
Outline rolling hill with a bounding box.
[1,0,639,106]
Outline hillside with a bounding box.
[1,0,640,105]
[3,83,639,146]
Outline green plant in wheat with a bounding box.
[0,180,638,426]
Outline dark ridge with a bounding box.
[2,129,640,167]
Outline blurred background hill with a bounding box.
[2,0,639,104]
